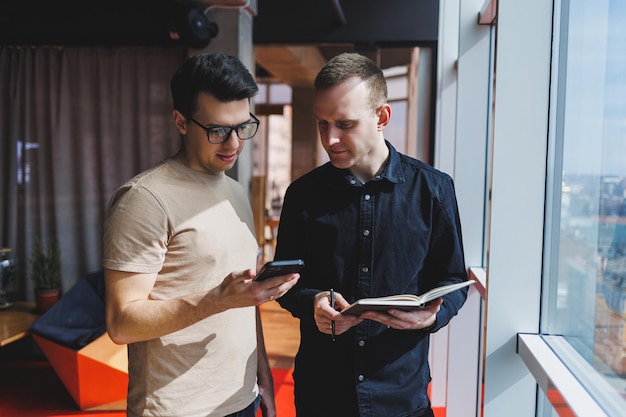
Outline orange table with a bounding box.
[0,301,38,346]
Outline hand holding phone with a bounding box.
[255,259,304,281]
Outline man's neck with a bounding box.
[349,144,390,184]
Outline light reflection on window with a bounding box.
[549,0,626,404]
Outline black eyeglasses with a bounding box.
[188,113,260,144]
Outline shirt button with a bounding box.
[358,340,365,347]
[350,179,357,185]
[364,194,371,200]
[361,267,369,273]
[363,229,370,236]
[358,374,365,382]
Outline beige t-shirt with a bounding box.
[103,159,259,417]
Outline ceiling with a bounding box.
[0,0,438,87]
[252,0,437,86]
[254,45,421,88]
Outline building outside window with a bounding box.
[542,0,626,413]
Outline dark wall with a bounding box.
[1,0,439,47]
[253,0,439,46]
[0,0,177,46]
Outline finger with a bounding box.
[233,269,255,280]
[333,292,352,309]
[316,319,334,334]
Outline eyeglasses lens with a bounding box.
[207,123,258,143]
[208,127,229,143]
[237,122,258,139]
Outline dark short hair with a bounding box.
[314,52,387,112]
[170,52,258,117]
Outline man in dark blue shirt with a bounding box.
[275,53,469,417]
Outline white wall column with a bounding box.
[194,2,256,195]
[434,0,492,414]
[483,1,553,416]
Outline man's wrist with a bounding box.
[423,319,437,333]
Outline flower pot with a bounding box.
[35,288,60,314]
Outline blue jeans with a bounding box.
[225,394,261,417]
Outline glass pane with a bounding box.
[256,84,267,104]
[548,0,626,404]
[387,75,408,101]
[268,83,292,104]
[386,101,407,154]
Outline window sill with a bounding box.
[517,333,624,416]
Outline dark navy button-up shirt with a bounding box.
[276,141,468,417]
[275,143,467,417]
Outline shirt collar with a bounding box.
[328,140,406,186]
[379,140,405,184]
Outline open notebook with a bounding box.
[341,280,475,316]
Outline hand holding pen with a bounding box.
[313,289,363,340]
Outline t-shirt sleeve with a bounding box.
[102,184,169,274]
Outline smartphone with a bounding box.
[255,259,304,281]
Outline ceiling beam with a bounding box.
[254,46,327,87]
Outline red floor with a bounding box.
[0,361,123,417]
[0,361,296,417]
[0,361,445,417]
[256,368,295,417]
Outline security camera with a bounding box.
[168,1,219,49]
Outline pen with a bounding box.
[330,288,336,342]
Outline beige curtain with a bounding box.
[0,46,186,301]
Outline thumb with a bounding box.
[333,292,352,309]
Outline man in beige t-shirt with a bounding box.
[103,53,299,417]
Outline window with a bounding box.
[543,0,626,413]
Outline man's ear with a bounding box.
[377,103,392,131]
[172,110,187,134]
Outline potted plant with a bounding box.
[30,236,62,313]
